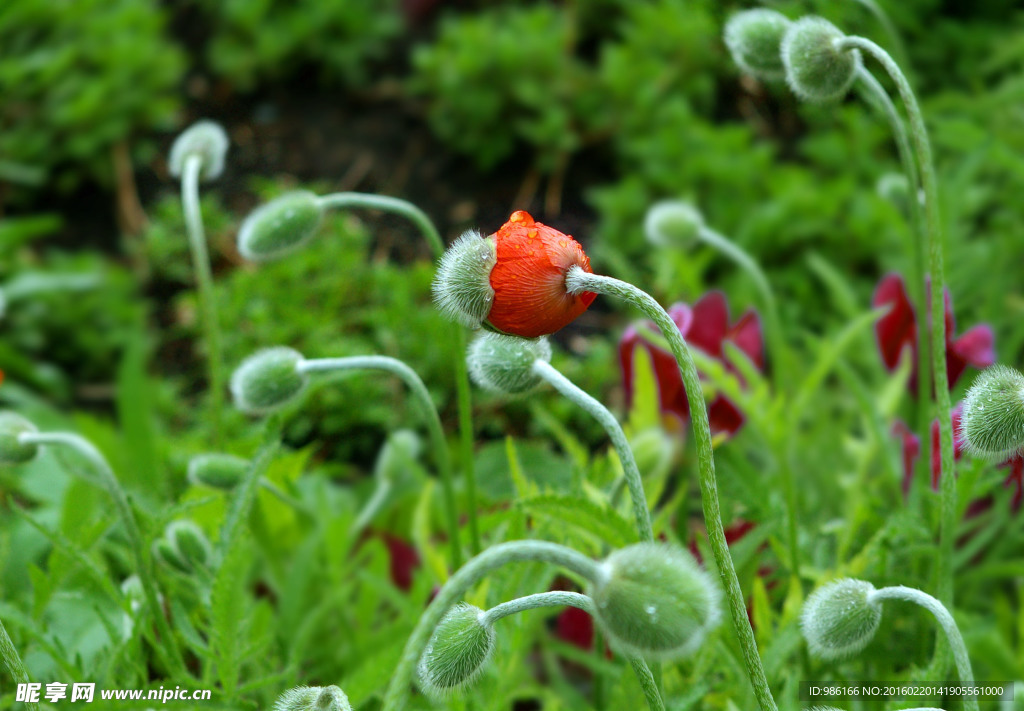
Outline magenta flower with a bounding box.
[619,291,763,435]
[873,273,995,395]
[893,402,1023,512]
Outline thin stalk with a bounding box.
[298,356,462,568]
[381,540,606,711]
[870,586,977,711]
[18,432,186,677]
[838,35,956,608]
[855,66,931,470]
[0,617,36,711]
[182,154,225,443]
[693,226,799,576]
[316,193,481,555]
[532,359,653,542]
[565,267,777,711]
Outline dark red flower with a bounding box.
[873,273,994,396]
[486,210,597,338]
[620,292,763,435]
[893,402,1022,512]
[555,605,596,651]
[382,533,420,591]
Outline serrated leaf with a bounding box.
[515,493,635,547]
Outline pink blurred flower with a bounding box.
[619,291,763,435]
[873,273,994,396]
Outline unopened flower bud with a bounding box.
[273,685,352,711]
[169,120,229,181]
[781,17,861,103]
[433,211,596,338]
[237,191,325,262]
[724,9,792,81]
[961,365,1024,460]
[590,543,720,659]
[644,201,704,249]
[801,578,882,660]
[231,347,308,414]
[418,603,496,694]
[0,412,39,465]
[156,521,212,573]
[467,332,551,395]
[188,453,249,490]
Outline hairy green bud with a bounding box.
[782,17,861,103]
[644,201,705,249]
[467,332,551,395]
[961,365,1024,459]
[188,453,248,490]
[0,411,39,465]
[591,543,720,659]
[169,120,229,181]
[724,9,792,81]
[156,520,212,573]
[418,603,496,694]
[432,230,497,329]
[801,578,882,660]
[230,347,308,414]
[273,685,352,711]
[237,191,325,262]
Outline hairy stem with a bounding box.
[317,193,444,258]
[565,268,777,711]
[299,356,462,568]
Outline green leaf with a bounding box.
[515,492,635,548]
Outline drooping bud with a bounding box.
[433,212,597,338]
[237,191,325,262]
[0,411,39,465]
[272,685,352,711]
[801,578,882,660]
[960,365,1024,460]
[187,453,249,490]
[724,9,792,82]
[644,201,705,249]
[155,521,212,573]
[230,347,308,414]
[432,230,498,329]
[168,120,229,182]
[418,603,496,694]
[590,543,720,659]
[467,332,551,395]
[781,17,861,103]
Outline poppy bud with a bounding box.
[237,191,325,262]
[230,347,308,414]
[418,603,496,694]
[187,453,248,490]
[781,17,862,103]
[961,365,1024,460]
[801,578,882,660]
[467,332,551,395]
[169,120,229,182]
[724,9,792,82]
[433,211,596,338]
[0,412,39,465]
[273,685,352,711]
[155,520,212,574]
[590,543,720,659]
[644,201,705,249]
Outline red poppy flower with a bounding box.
[620,291,763,435]
[382,533,420,592]
[892,402,1023,512]
[873,273,994,395]
[484,211,597,338]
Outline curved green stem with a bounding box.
[18,431,186,676]
[532,359,653,543]
[381,540,605,711]
[317,193,444,259]
[838,35,956,608]
[182,154,225,444]
[0,617,36,711]
[870,586,977,711]
[565,268,776,711]
[315,192,481,555]
[855,66,931,466]
[479,591,593,626]
[298,356,462,568]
